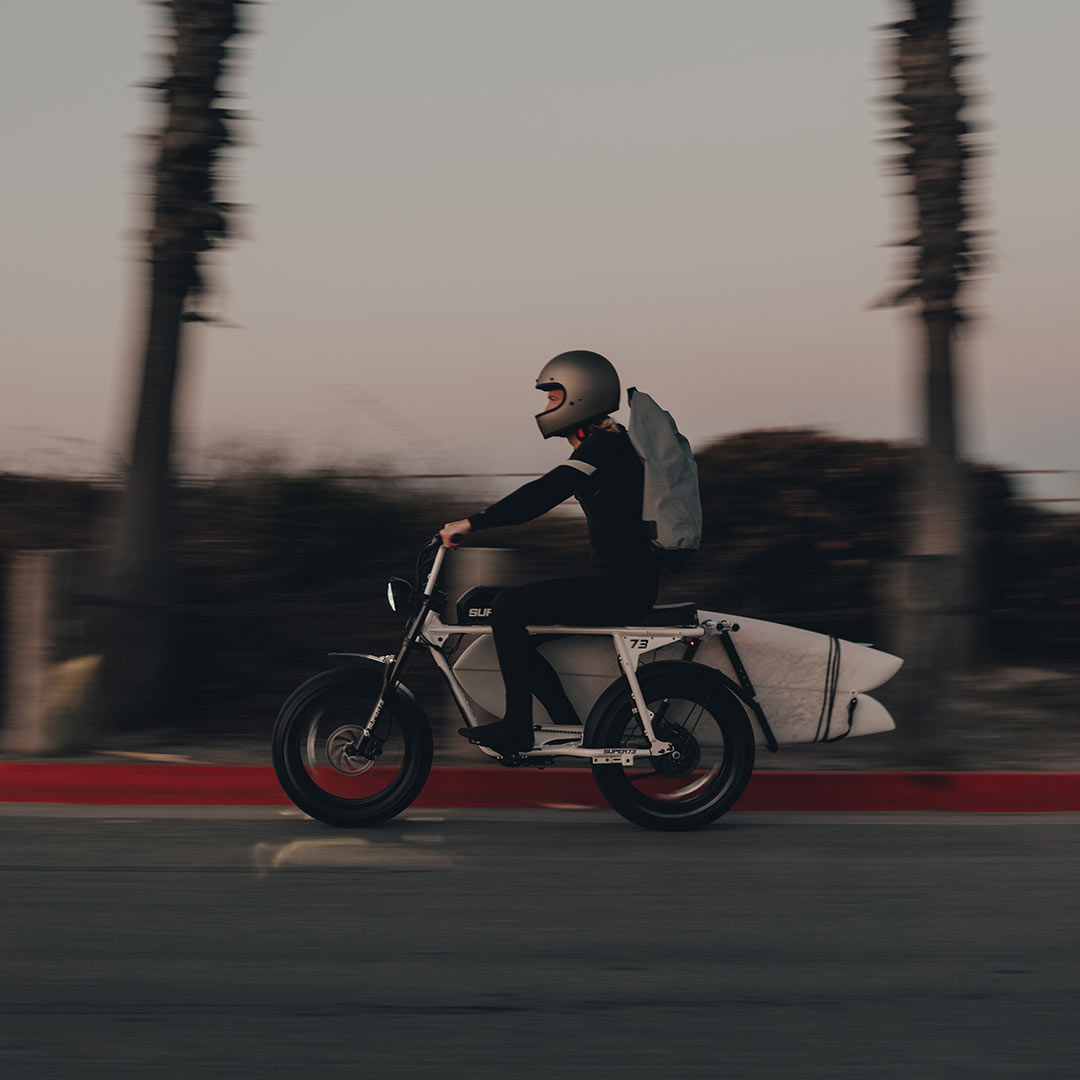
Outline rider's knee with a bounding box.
[490,588,527,627]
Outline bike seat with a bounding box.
[634,603,699,627]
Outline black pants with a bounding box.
[489,568,659,730]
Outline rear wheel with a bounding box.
[271,666,432,826]
[591,665,754,831]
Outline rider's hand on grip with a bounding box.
[440,520,471,548]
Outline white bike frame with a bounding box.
[361,544,722,766]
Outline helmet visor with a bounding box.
[535,385,568,430]
[537,385,565,412]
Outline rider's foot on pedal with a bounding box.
[458,719,533,755]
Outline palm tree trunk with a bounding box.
[881,0,985,762]
[924,309,958,462]
[117,259,189,592]
[98,261,189,727]
[94,2,244,733]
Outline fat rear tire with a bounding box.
[591,663,755,831]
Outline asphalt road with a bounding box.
[1,806,1077,1079]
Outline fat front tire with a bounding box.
[271,666,433,827]
[591,664,755,831]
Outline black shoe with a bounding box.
[458,720,533,755]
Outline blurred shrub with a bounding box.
[168,471,435,729]
[685,429,1072,655]
[689,430,909,638]
[1,437,1078,735]
[0,474,107,551]
[229,471,413,587]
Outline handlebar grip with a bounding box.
[449,533,464,544]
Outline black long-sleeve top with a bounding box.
[468,428,655,573]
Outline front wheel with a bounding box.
[591,664,755,831]
[271,666,433,826]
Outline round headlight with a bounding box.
[386,577,414,613]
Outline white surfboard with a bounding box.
[451,611,902,746]
[692,610,901,744]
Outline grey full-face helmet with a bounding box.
[534,350,621,439]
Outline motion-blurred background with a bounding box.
[1,0,1076,767]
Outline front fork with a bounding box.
[350,616,423,756]
[355,544,449,752]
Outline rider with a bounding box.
[439,350,658,756]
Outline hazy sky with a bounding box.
[2,1,1076,488]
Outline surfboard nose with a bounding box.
[853,648,903,690]
[698,611,904,692]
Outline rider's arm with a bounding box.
[467,463,594,531]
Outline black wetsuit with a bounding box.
[467,428,659,734]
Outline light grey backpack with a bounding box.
[626,387,702,569]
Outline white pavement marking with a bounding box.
[252,838,456,875]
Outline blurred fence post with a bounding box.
[1,550,99,754]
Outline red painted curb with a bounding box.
[1,763,1079,811]
[741,771,1080,813]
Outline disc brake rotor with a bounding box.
[325,724,376,775]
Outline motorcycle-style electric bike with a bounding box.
[272,537,902,831]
